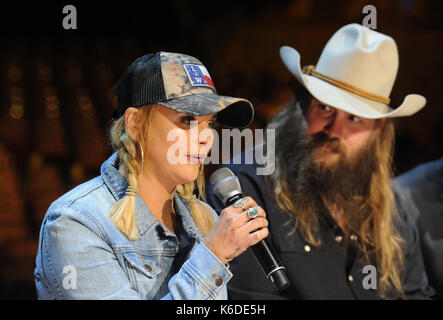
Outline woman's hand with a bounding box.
[203,197,269,265]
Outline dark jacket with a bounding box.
[394,157,443,299]
[206,158,435,300]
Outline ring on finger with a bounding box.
[234,198,247,209]
[247,207,259,219]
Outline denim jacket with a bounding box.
[34,153,232,299]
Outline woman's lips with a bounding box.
[186,154,205,164]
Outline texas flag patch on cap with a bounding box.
[183,64,216,90]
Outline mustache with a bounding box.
[308,132,346,154]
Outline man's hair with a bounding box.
[269,85,405,298]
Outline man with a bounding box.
[394,157,443,299]
[206,24,435,299]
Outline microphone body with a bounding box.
[211,168,290,292]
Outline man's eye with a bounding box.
[320,105,332,112]
[349,115,360,123]
[208,121,217,128]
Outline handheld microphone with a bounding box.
[210,167,290,292]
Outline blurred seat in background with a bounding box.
[26,152,64,232]
[0,144,38,298]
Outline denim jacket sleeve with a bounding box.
[35,203,232,300]
[163,242,232,300]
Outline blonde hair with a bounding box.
[108,105,214,240]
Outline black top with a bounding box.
[394,157,443,299]
[206,159,435,300]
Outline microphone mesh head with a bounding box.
[209,167,243,205]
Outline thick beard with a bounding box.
[308,131,377,205]
[271,101,379,233]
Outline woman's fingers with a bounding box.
[204,197,269,264]
[230,196,257,212]
[240,207,268,240]
[248,226,269,246]
[240,205,266,224]
[220,205,266,229]
[242,215,268,233]
[224,223,269,262]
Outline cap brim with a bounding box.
[280,46,426,119]
[159,94,254,128]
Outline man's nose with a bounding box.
[323,113,345,139]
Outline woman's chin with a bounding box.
[173,165,201,185]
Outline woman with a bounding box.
[34,52,269,299]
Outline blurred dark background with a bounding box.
[0,0,441,299]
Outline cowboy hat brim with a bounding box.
[280,46,426,119]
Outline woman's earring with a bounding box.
[138,141,144,173]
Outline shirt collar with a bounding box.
[101,152,127,201]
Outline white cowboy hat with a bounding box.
[280,23,426,119]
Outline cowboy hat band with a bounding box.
[302,65,390,105]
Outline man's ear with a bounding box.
[124,107,139,141]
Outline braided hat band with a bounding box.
[302,65,391,105]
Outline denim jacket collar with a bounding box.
[101,152,127,201]
[101,152,203,240]
[133,195,159,237]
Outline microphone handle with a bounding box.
[225,194,290,291]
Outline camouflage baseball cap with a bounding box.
[113,52,254,128]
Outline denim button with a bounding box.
[212,274,223,287]
[141,258,152,272]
